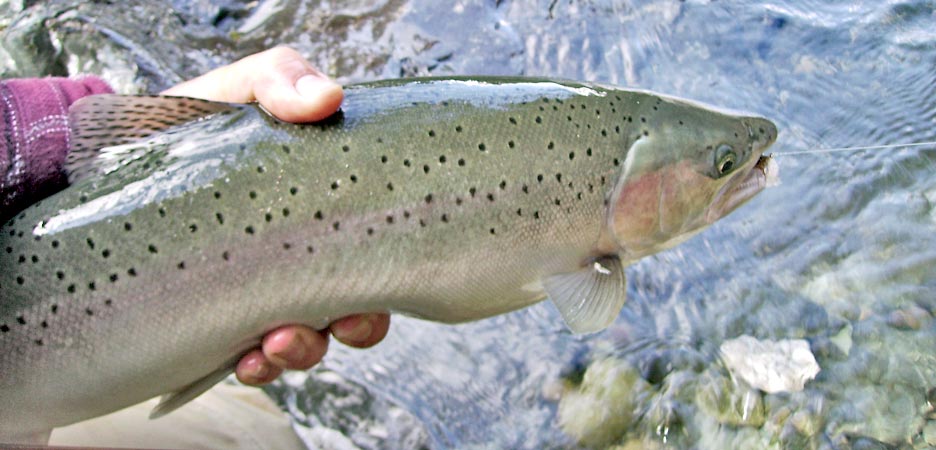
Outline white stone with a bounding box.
[719,336,821,394]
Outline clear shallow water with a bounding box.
[2,0,936,448]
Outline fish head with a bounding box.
[606,99,778,259]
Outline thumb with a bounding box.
[161,47,343,124]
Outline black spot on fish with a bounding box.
[478,143,486,152]
[67,284,76,293]
[428,130,436,137]
[158,208,167,217]
[333,222,340,231]
[381,155,388,164]
[85,308,94,316]
[458,158,466,166]
[490,228,496,235]
[439,155,447,164]
[128,268,137,277]
[537,174,544,183]
[245,226,255,235]
[306,246,315,254]
[533,211,540,219]
[469,187,477,197]
[569,152,575,160]
[315,211,324,220]
[222,251,230,261]
[86,238,95,250]
[441,214,449,223]
[265,213,273,223]
[101,249,110,258]
[509,117,517,125]
[455,125,463,133]
[189,224,198,233]
[249,191,258,199]
[282,145,291,154]
[487,193,495,202]
[423,165,430,174]
[350,175,358,183]
[51,304,58,314]
[556,173,563,183]
[425,194,434,204]
[508,141,515,149]
[386,182,394,191]
[216,213,224,225]
[15,276,24,285]
[281,208,289,217]
[548,142,555,150]
[367,227,374,236]
[35,339,43,346]
[257,166,265,174]
[342,145,351,153]
[403,159,411,168]
[88,282,96,291]
[109,273,118,283]
[331,181,340,190]
[282,243,292,250]
[0,324,8,333]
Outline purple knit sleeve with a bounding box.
[0,76,113,222]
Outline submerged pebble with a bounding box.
[695,371,767,428]
[557,357,652,448]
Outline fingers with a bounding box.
[235,349,283,386]
[161,46,344,123]
[235,326,329,386]
[330,313,391,348]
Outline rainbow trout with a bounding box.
[0,78,777,442]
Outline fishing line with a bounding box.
[772,141,936,156]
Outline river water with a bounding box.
[2,0,935,448]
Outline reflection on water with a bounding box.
[3,0,936,448]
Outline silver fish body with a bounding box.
[0,77,776,441]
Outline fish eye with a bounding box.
[715,145,737,176]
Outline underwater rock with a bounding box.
[695,371,767,428]
[719,336,821,393]
[886,305,931,331]
[557,357,652,448]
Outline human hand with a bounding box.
[162,47,391,385]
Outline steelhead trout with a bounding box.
[0,77,777,442]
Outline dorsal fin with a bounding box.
[66,95,237,183]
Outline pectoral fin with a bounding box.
[149,357,238,419]
[543,256,627,334]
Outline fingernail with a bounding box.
[295,74,337,99]
[249,360,270,382]
[272,332,308,366]
[338,314,375,343]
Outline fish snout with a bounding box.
[746,117,778,151]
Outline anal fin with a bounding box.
[149,356,238,419]
[543,256,627,334]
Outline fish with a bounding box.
[0,77,777,443]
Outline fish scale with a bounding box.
[0,77,777,442]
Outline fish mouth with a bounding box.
[707,154,779,223]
